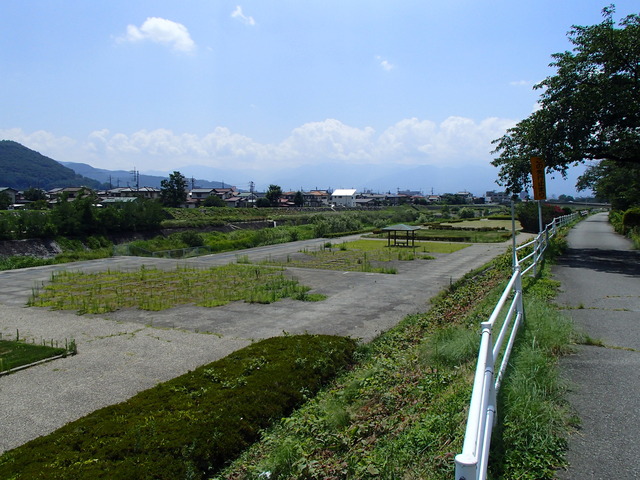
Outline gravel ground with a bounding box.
[0,305,249,453]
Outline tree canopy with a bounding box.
[492,6,640,197]
[265,184,283,207]
[160,171,188,207]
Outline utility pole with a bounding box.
[130,168,140,192]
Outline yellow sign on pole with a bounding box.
[530,156,546,200]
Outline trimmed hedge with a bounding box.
[0,334,357,480]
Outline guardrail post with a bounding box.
[455,454,477,480]
[515,267,524,320]
[532,236,538,277]
[510,198,517,271]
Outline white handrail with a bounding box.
[454,211,579,479]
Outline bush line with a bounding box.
[0,334,357,480]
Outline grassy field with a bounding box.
[255,239,467,274]
[28,264,324,314]
[440,219,521,230]
[0,339,68,373]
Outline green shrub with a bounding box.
[622,207,640,234]
[179,230,205,247]
[458,207,475,219]
[609,210,624,234]
[0,335,356,480]
[0,256,55,271]
[516,202,565,233]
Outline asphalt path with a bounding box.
[0,233,523,453]
[554,213,640,479]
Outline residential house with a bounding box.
[212,187,238,199]
[304,190,330,207]
[0,187,18,204]
[107,187,161,199]
[454,191,474,204]
[47,186,94,201]
[485,190,510,204]
[189,188,216,204]
[331,189,357,207]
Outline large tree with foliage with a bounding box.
[160,171,188,207]
[265,184,283,207]
[492,6,640,198]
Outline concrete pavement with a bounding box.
[0,234,523,453]
[554,213,640,479]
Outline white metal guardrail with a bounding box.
[454,211,579,480]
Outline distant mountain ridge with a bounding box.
[0,140,105,191]
[0,139,228,191]
[59,162,226,190]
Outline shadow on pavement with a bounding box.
[557,248,640,277]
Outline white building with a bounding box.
[331,189,357,207]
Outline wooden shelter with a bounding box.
[381,224,421,247]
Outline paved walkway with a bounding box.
[553,213,640,479]
[0,234,526,453]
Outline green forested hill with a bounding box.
[0,140,105,190]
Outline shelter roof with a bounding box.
[381,224,421,231]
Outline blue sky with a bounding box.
[1,1,637,194]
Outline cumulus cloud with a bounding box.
[0,128,77,157]
[375,55,395,71]
[118,17,196,53]
[231,6,256,26]
[282,120,376,163]
[3,116,515,173]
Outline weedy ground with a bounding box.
[217,244,577,480]
[255,239,466,274]
[28,264,323,314]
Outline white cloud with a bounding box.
[376,55,395,71]
[118,17,196,53]
[509,80,532,87]
[2,116,515,173]
[282,120,375,163]
[0,128,77,157]
[231,6,256,26]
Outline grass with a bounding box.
[0,335,357,480]
[347,238,468,254]
[256,239,461,274]
[490,293,575,479]
[370,228,512,243]
[0,340,66,372]
[216,237,577,479]
[28,264,324,314]
[0,337,75,373]
[440,219,521,230]
[216,258,511,479]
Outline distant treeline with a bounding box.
[0,198,164,240]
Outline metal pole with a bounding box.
[537,200,543,235]
[511,198,517,271]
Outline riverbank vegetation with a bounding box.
[609,207,640,248]
[215,239,576,479]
